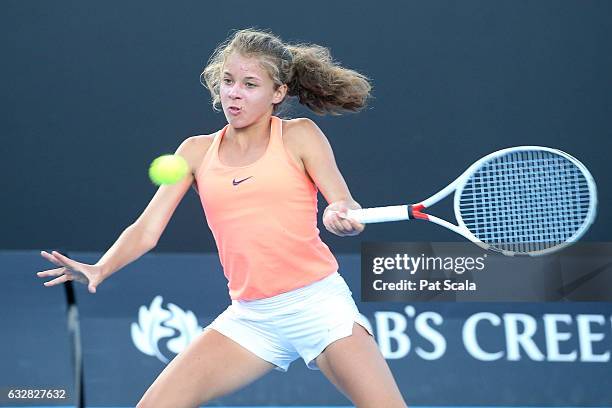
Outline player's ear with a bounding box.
[272,84,288,104]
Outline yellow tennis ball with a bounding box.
[148,154,189,185]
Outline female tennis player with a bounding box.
[37,29,408,408]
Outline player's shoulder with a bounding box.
[177,133,216,174]
[282,117,332,156]
[190,133,216,150]
[282,117,320,135]
[282,117,328,150]
[176,134,214,155]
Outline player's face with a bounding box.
[220,52,286,128]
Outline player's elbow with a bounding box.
[143,231,160,250]
[130,223,160,251]
[144,235,158,251]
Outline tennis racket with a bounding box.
[347,146,597,256]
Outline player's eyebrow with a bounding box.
[223,72,262,81]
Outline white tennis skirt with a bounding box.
[205,272,373,372]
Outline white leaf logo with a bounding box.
[131,296,203,363]
[130,296,174,363]
[165,303,203,354]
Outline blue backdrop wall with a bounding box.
[2,0,612,253]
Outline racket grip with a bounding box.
[346,205,410,223]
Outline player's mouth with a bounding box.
[228,106,242,115]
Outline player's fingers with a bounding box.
[329,226,344,236]
[340,221,361,236]
[327,222,341,235]
[325,216,343,235]
[40,251,63,267]
[37,267,66,277]
[327,209,344,222]
[337,210,349,219]
[327,209,340,217]
[331,216,348,233]
[339,211,364,230]
[348,218,365,232]
[50,251,78,269]
[340,219,354,231]
[326,211,355,236]
[330,208,348,219]
[43,274,71,287]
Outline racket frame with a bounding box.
[347,146,598,256]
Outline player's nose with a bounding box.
[228,84,242,99]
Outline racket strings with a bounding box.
[480,154,587,252]
[458,151,592,253]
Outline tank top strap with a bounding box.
[267,116,295,164]
[197,124,228,176]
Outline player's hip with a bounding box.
[230,271,356,320]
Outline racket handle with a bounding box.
[346,205,410,224]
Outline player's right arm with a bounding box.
[37,135,213,293]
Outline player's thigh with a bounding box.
[315,323,407,408]
[137,328,275,408]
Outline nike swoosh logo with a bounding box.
[232,176,253,186]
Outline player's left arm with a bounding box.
[289,118,364,237]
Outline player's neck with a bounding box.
[226,116,271,150]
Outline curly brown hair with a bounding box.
[200,29,372,115]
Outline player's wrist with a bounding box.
[94,262,111,280]
[325,199,361,211]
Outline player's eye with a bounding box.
[246,82,257,88]
[222,78,232,85]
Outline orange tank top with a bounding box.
[195,116,339,300]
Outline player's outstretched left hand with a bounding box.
[37,251,105,294]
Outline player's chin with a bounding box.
[224,111,258,129]
[225,116,247,128]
